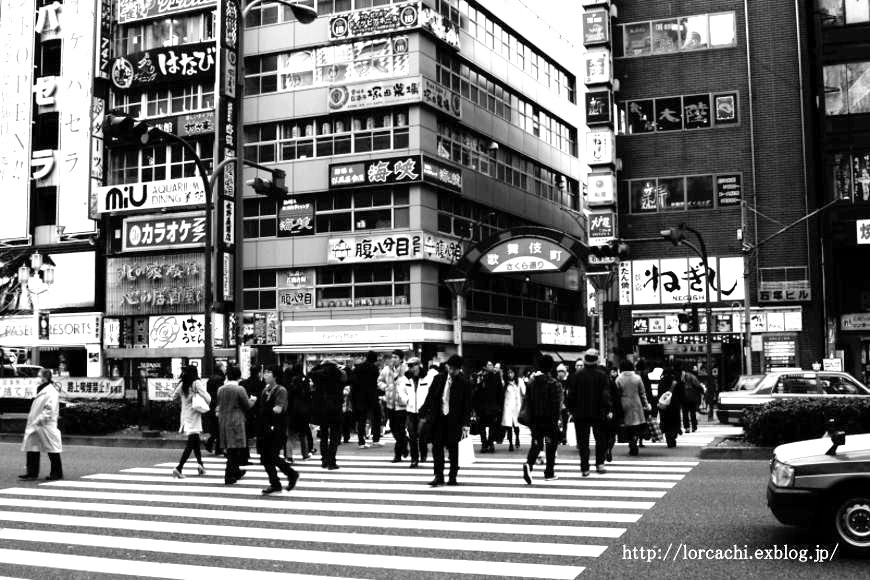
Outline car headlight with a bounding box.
[770,459,794,488]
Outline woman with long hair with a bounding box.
[500,367,522,451]
[171,365,211,478]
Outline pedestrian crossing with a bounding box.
[0,450,700,579]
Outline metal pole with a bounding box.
[741,201,753,374]
[597,287,606,357]
[455,293,464,357]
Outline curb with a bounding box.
[698,436,774,460]
[0,432,188,449]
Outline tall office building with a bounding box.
[240,0,586,368]
[812,0,870,383]
[591,0,823,386]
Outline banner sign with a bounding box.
[277,287,316,311]
[858,219,870,245]
[95,177,206,214]
[278,198,315,237]
[327,231,462,264]
[329,155,461,192]
[583,48,611,85]
[587,172,616,206]
[716,174,742,207]
[56,377,125,399]
[121,212,206,252]
[327,75,460,118]
[105,253,205,315]
[481,238,573,274]
[0,313,102,347]
[243,312,279,345]
[111,42,217,90]
[148,314,205,349]
[618,256,745,306]
[539,322,587,347]
[586,128,615,166]
[118,0,218,24]
[759,280,811,303]
[586,90,612,125]
[329,1,460,49]
[0,378,39,399]
[147,377,177,401]
[583,9,610,45]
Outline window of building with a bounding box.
[315,264,410,308]
[36,39,62,77]
[33,186,57,228]
[110,84,215,119]
[824,61,870,115]
[244,35,409,95]
[625,173,735,213]
[108,137,214,184]
[437,119,578,208]
[818,0,870,25]
[245,109,408,164]
[437,194,528,243]
[243,269,278,310]
[114,12,215,54]
[32,112,59,150]
[617,91,739,135]
[617,12,736,58]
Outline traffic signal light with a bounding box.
[247,169,288,201]
[678,305,700,332]
[105,113,157,145]
[588,239,630,261]
[661,224,687,246]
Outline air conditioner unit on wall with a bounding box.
[33,225,64,245]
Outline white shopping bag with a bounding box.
[458,436,476,467]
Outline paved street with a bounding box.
[0,437,700,580]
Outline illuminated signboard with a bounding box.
[95,177,206,214]
[121,212,206,252]
[480,238,573,274]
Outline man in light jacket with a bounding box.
[217,365,255,485]
[20,369,63,481]
[398,357,436,468]
[379,349,408,461]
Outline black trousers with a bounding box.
[356,405,382,444]
[25,451,62,478]
[575,420,607,471]
[319,422,341,467]
[405,412,427,462]
[258,431,296,488]
[341,412,354,442]
[223,447,246,483]
[527,425,558,478]
[431,420,458,481]
[682,402,699,431]
[388,409,408,459]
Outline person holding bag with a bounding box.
[171,365,211,479]
[616,360,651,456]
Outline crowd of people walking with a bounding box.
[16,348,709,491]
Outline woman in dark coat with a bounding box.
[285,365,313,460]
[658,365,683,448]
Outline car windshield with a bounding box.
[733,375,763,391]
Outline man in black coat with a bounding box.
[565,349,612,477]
[256,365,299,494]
[522,355,563,483]
[351,350,381,448]
[419,355,472,487]
[473,361,503,453]
[310,359,345,470]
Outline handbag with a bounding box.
[646,416,663,442]
[191,391,210,414]
[657,390,672,411]
[517,397,530,426]
[458,436,476,467]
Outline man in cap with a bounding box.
[565,348,612,477]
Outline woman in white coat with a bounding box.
[20,369,63,481]
[171,365,211,478]
[501,368,523,451]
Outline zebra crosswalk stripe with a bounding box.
[0,451,699,579]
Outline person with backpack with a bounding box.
[521,354,563,484]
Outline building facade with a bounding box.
[240,0,586,369]
[594,0,824,387]
[812,0,870,383]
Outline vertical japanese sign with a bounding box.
[215,0,241,308]
[59,0,99,235]
[0,0,36,240]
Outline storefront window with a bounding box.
[652,19,680,54]
[845,0,870,24]
[686,175,715,209]
[627,100,655,133]
[683,94,712,129]
[655,97,683,131]
[631,180,659,213]
[679,15,709,49]
[709,13,737,47]
[628,174,732,213]
[818,0,846,26]
[624,22,651,56]
[658,177,686,210]
[620,12,734,58]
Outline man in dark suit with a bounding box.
[309,359,345,470]
[419,355,472,487]
[350,350,381,448]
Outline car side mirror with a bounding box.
[826,430,846,456]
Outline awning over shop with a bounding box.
[274,343,412,354]
[539,350,585,363]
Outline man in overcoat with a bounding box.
[350,350,381,448]
[20,369,63,481]
[419,355,472,487]
[217,365,254,485]
[310,359,345,470]
[565,349,612,477]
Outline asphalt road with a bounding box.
[0,424,862,580]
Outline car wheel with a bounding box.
[833,493,870,556]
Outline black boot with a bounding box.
[47,453,63,480]
[19,452,40,480]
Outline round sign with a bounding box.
[111,58,134,89]
[330,16,349,38]
[328,86,350,110]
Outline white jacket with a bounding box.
[398,368,438,414]
[21,382,62,453]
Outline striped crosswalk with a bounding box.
[0,450,699,579]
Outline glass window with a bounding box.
[824,65,849,115]
[630,180,659,213]
[684,94,712,129]
[818,0,846,26]
[848,62,870,113]
[709,13,736,47]
[628,100,655,133]
[658,177,685,210]
[655,97,683,131]
[820,374,863,394]
[652,19,680,54]
[624,22,651,56]
[679,15,709,50]
[846,0,870,23]
[686,175,714,209]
